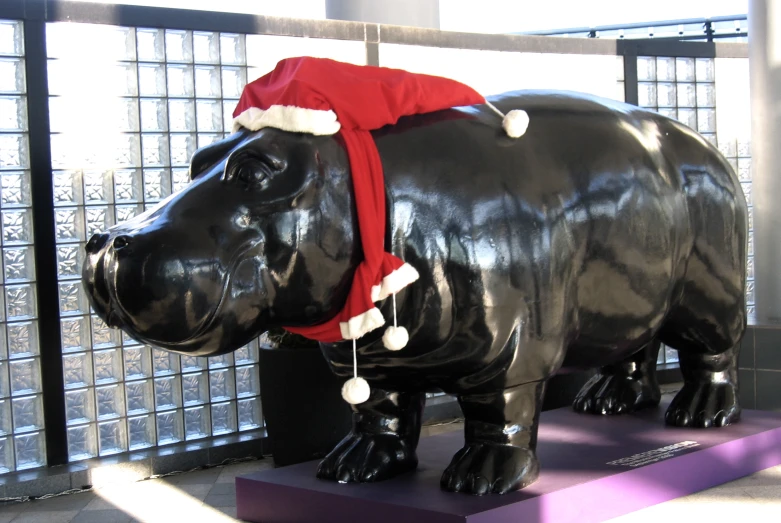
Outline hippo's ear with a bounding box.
[189,129,251,180]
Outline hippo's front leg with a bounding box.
[442,381,544,495]
[317,388,425,483]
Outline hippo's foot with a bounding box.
[449,380,546,495]
[573,373,661,415]
[573,340,661,415]
[665,344,741,428]
[665,381,741,428]
[441,443,539,495]
[316,432,418,483]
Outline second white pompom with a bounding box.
[341,377,370,404]
[382,326,409,351]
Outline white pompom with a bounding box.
[503,109,529,138]
[341,377,370,404]
[382,326,409,351]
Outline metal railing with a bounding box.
[520,15,748,42]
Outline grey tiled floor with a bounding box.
[0,409,779,522]
[0,458,271,523]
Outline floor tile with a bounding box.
[170,484,211,500]
[81,497,121,512]
[164,468,222,486]
[11,510,79,523]
[203,493,236,508]
[208,483,235,496]
[69,509,133,523]
[0,502,27,517]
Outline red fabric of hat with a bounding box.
[232,57,488,343]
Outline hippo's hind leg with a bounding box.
[316,388,424,483]
[573,340,662,415]
[657,154,746,428]
[662,339,742,428]
[658,298,745,428]
[442,381,543,495]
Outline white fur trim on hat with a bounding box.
[373,263,420,303]
[339,307,385,340]
[232,105,341,135]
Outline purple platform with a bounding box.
[236,403,781,523]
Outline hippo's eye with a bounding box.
[223,149,287,190]
[236,162,270,187]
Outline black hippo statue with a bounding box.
[82,90,747,495]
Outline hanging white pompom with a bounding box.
[503,109,529,138]
[382,325,409,351]
[341,377,370,404]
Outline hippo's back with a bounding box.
[373,89,746,373]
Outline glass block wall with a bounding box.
[44,22,366,461]
[637,56,752,365]
[45,22,263,459]
[0,19,47,472]
[637,56,718,145]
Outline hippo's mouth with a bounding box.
[96,237,264,349]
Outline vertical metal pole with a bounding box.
[704,20,714,42]
[622,44,639,106]
[750,0,781,325]
[365,22,379,66]
[23,12,69,466]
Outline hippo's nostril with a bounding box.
[113,235,131,250]
[85,233,110,254]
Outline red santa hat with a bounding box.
[232,57,528,404]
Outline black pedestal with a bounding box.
[258,347,353,467]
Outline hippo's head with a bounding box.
[82,129,358,356]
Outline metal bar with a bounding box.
[45,0,366,40]
[518,14,747,36]
[642,33,748,42]
[23,15,69,467]
[0,0,27,20]
[377,24,620,55]
[627,39,749,58]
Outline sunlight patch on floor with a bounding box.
[95,478,237,522]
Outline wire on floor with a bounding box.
[0,454,268,505]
